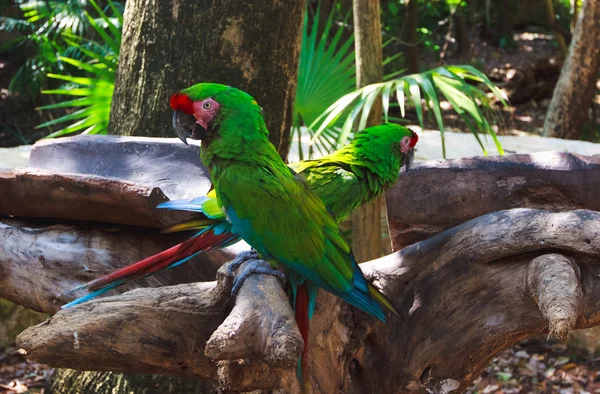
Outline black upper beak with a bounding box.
[402,148,415,172]
[172,111,208,145]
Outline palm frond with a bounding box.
[292,2,356,160]
[310,65,509,158]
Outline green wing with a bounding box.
[292,162,362,223]
[217,163,354,293]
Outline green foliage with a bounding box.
[292,4,356,160]
[292,3,407,159]
[36,0,121,137]
[310,65,508,159]
[294,1,507,159]
[0,0,124,97]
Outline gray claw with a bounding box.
[230,259,286,298]
[227,249,260,276]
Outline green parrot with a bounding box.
[170,83,403,378]
[63,83,418,382]
[62,122,418,309]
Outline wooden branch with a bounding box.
[0,168,174,227]
[17,264,303,392]
[15,209,600,393]
[0,218,236,314]
[387,152,600,250]
[527,254,582,340]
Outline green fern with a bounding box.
[36,0,121,137]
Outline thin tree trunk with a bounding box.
[404,0,419,73]
[455,5,470,60]
[545,0,569,57]
[109,0,306,158]
[544,0,600,140]
[495,0,517,47]
[352,0,386,262]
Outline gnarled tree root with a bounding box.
[13,208,600,393]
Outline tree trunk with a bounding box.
[404,0,419,73]
[544,0,600,140]
[351,0,386,262]
[545,0,569,57]
[455,5,470,60]
[495,0,517,47]
[50,369,218,394]
[109,0,306,158]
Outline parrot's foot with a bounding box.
[227,249,260,276]
[230,258,286,298]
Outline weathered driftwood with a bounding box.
[0,135,216,228]
[387,152,600,249]
[5,140,600,392]
[0,218,237,314]
[0,168,173,227]
[16,209,600,393]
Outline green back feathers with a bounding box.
[291,123,412,222]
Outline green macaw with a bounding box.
[63,82,418,382]
[62,121,418,309]
[289,123,417,223]
[170,83,403,377]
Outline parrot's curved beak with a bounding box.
[172,111,208,145]
[402,147,415,172]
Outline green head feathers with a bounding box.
[170,83,269,148]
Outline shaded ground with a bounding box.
[0,347,51,393]
[468,337,600,394]
[1,336,600,393]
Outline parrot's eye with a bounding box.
[202,101,212,110]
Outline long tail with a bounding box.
[62,225,239,308]
[295,283,310,384]
[292,279,319,390]
[333,254,401,322]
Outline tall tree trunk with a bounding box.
[404,0,419,73]
[109,0,306,158]
[495,0,517,47]
[455,4,470,60]
[544,0,600,140]
[352,0,387,261]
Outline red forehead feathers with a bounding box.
[170,93,194,114]
[409,131,419,147]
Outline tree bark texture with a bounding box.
[0,217,235,314]
[50,369,218,394]
[109,0,306,158]
[352,0,386,262]
[387,152,600,250]
[5,137,600,393]
[15,209,600,393]
[544,0,600,139]
[545,0,569,56]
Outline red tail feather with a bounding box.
[296,283,310,382]
[85,230,234,292]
